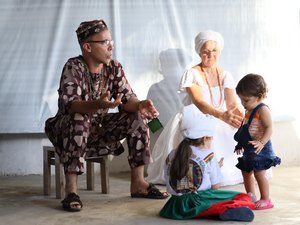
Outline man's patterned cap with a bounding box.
[76,19,108,42]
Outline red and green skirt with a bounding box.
[160,190,254,220]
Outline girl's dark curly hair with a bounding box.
[236,73,268,99]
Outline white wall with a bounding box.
[272,119,300,167]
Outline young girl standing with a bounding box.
[234,74,281,210]
[160,104,254,222]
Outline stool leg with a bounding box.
[55,152,64,199]
[101,157,109,194]
[43,147,51,196]
[86,161,95,190]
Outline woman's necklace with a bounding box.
[200,64,223,108]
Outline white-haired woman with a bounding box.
[147,30,245,186]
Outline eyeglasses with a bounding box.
[201,49,218,56]
[87,39,114,46]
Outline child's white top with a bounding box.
[164,145,223,196]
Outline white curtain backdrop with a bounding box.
[0,0,299,133]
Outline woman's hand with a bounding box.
[138,100,159,119]
[221,106,244,128]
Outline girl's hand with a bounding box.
[218,157,224,168]
[248,140,264,154]
[234,148,243,155]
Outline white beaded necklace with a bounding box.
[200,63,223,108]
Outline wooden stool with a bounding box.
[86,157,109,194]
[43,146,64,199]
[43,146,110,199]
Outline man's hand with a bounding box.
[99,91,123,109]
[138,100,159,120]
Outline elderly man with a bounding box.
[45,19,168,212]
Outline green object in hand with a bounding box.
[147,118,163,133]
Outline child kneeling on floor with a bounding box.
[160,104,255,222]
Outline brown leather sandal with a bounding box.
[61,192,83,212]
[131,183,169,199]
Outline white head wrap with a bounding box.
[180,104,216,139]
[194,30,224,55]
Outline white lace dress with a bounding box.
[146,68,244,186]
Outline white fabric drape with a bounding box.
[0,0,299,133]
